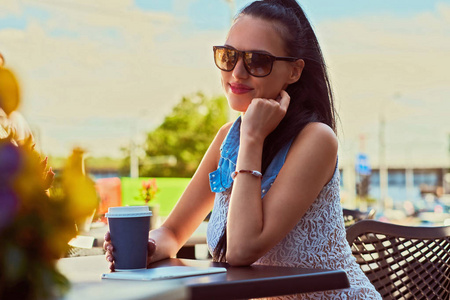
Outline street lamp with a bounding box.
[378,107,388,212]
[130,110,148,178]
[378,93,401,213]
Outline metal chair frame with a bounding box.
[342,208,376,228]
[346,220,450,300]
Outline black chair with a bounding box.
[346,220,450,300]
[342,208,376,228]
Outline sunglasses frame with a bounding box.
[213,46,299,78]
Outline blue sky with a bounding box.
[134,0,447,29]
[2,0,446,32]
[135,0,443,17]
[0,0,449,169]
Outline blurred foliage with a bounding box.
[0,138,98,300]
[49,155,126,179]
[138,92,228,177]
[84,156,123,170]
[1,66,98,299]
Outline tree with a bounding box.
[140,92,228,177]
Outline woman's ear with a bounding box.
[286,59,305,84]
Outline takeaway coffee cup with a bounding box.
[106,206,152,271]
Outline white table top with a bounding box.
[58,256,188,300]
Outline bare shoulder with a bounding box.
[216,121,234,143]
[301,122,337,144]
[290,122,338,160]
[206,121,234,159]
[219,121,233,134]
[200,121,233,171]
[285,122,337,184]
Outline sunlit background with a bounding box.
[1,0,450,223]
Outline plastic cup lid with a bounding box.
[105,206,152,218]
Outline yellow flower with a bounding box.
[0,67,20,115]
[61,148,98,222]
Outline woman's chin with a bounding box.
[226,95,251,113]
[227,101,249,113]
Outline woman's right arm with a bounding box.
[151,122,231,260]
[105,122,232,267]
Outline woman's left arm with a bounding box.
[226,95,338,266]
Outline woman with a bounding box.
[105,0,381,298]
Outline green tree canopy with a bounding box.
[140,92,228,177]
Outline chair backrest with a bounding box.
[342,208,376,228]
[346,220,450,300]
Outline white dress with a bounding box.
[207,166,381,299]
[206,119,381,299]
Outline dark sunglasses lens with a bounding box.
[214,47,237,71]
[244,52,273,77]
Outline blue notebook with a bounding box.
[102,266,227,281]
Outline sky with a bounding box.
[0,0,449,170]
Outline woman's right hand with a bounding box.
[241,89,291,143]
[103,231,157,271]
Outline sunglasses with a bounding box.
[213,46,299,77]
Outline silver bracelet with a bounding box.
[231,169,263,180]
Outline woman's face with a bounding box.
[220,15,300,113]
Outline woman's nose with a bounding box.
[232,57,249,80]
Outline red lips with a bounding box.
[229,83,253,94]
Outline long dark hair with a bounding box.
[213,0,337,262]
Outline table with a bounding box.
[58,255,350,299]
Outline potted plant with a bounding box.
[0,136,98,299]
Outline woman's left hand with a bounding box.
[241,90,290,143]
